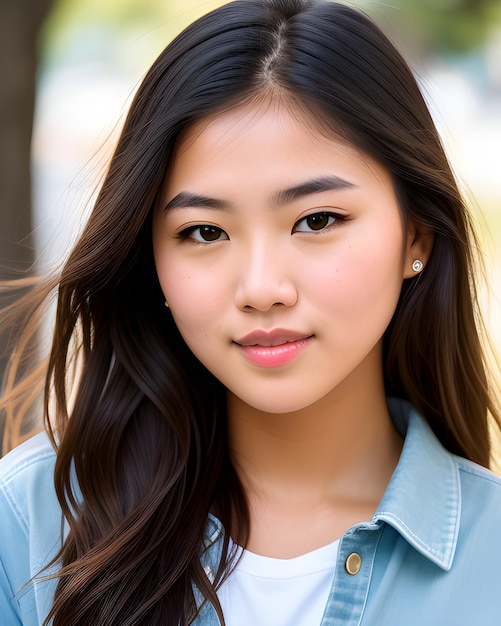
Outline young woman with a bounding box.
[1,0,500,624]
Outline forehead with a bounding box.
[166,98,387,189]
[177,95,347,154]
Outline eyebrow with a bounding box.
[163,191,226,212]
[163,175,356,212]
[272,175,356,206]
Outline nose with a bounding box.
[233,239,298,311]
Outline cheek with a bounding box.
[155,254,224,337]
[311,224,405,317]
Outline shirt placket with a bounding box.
[321,524,382,626]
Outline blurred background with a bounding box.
[1,0,500,450]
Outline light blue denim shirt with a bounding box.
[2,398,501,625]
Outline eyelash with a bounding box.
[178,224,229,243]
[177,211,344,243]
[292,211,342,233]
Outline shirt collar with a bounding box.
[373,397,461,571]
[203,399,461,573]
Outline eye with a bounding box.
[293,211,339,233]
[179,225,229,243]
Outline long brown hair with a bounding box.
[1,0,500,623]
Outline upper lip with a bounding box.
[235,329,313,347]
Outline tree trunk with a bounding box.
[0,0,55,450]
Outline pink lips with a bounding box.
[234,329,313,368]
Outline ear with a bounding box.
[403,220,434,279]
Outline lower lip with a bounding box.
[236,337,313,368]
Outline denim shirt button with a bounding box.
[345,552,362,575]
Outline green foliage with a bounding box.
[40,0,501,66]
[40,0,228,69]
[367,0,501,55]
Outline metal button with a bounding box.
[345,552,362,575]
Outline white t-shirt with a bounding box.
[217,539,339,626]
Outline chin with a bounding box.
[237,394,320,416]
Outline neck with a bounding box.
[228,389,401,504]
[226,348,403,556]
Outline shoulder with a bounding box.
[0,432,58,523]
[0,431,57,477]
[0,433,62,624]
[457,455,501,484]
[380,402,501,572]
[448,454,501,575]
[0,431,61,550]
[455,455,501,514]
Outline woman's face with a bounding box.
[153,101,423,414]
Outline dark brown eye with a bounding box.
[306,213,331,230]
[293,212,337,233]
[199,225,224,241]
[180,225,229,243]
